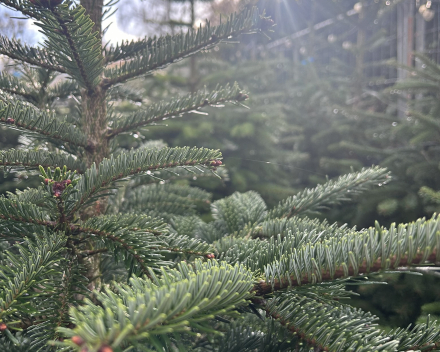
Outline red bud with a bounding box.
[0,323,7,331]
[71,335,85,346]
[98,345,113,352]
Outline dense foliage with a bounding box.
[1,1,440,351]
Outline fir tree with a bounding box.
[1,1,440,352]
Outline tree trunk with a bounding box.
[79,0,106,292]
[82,88,108,168]
[80,0,103,36]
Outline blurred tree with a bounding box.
[0,8,38,194]
[134,0,440,330]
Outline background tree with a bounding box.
[113,0,440,328]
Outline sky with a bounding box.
[1,0,211,45]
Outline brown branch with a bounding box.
[254,251,438,296]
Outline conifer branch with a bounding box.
[48,79,80,101]
[6,188,50,208]
[159,233,213,257]
[129,165,229,187]
[388,317,440,352]
[0,36,66,73]
[268,167,390,219]
[42,4,102,91]
[69,147,221,215]
[254,215,440,296]
[211,191,268,235]
[0,0,44,20]
[0,72,36,102]
[420,186,440,204]
[102,8,261,88]
[54,259,77,332]
[73,214,169,237]
[106,84,143,102]
[265,293,392,352]
[0,233,66,329]
[26,257,89,350]
[0,197,57,229]
[57,260,254,351]
[72,214,171,276]
[0,149,86,174]
[407,110,440,133]
[77,227,162,278]
[107,84,247,138]
[0,100,88,147]
[121,183,211,216]
[103,36,157,63]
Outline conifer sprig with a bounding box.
[68,146,222,215]
[49,79,80,101]
[75,214,171,276]
[35,2,103,91]
[75,214,169,238]
[6,188,50,208]
[0,149,86,174]
[159,233,213,257]
[266,293,392,352]
[0,197,56,230]
[1,0,44,20]
[0,100,88,147]
[102,8,261,87]
[0,36,65,73]
[0,233,66,330]
[121,183,211,216]
[58,260,254,351]
[268,167,390,219]
[2,0,439,349]
[103,36,157,63]
[0,72,35,102]
[389,317,440,351]
[107,83,248,138]
[256,215,440,295]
